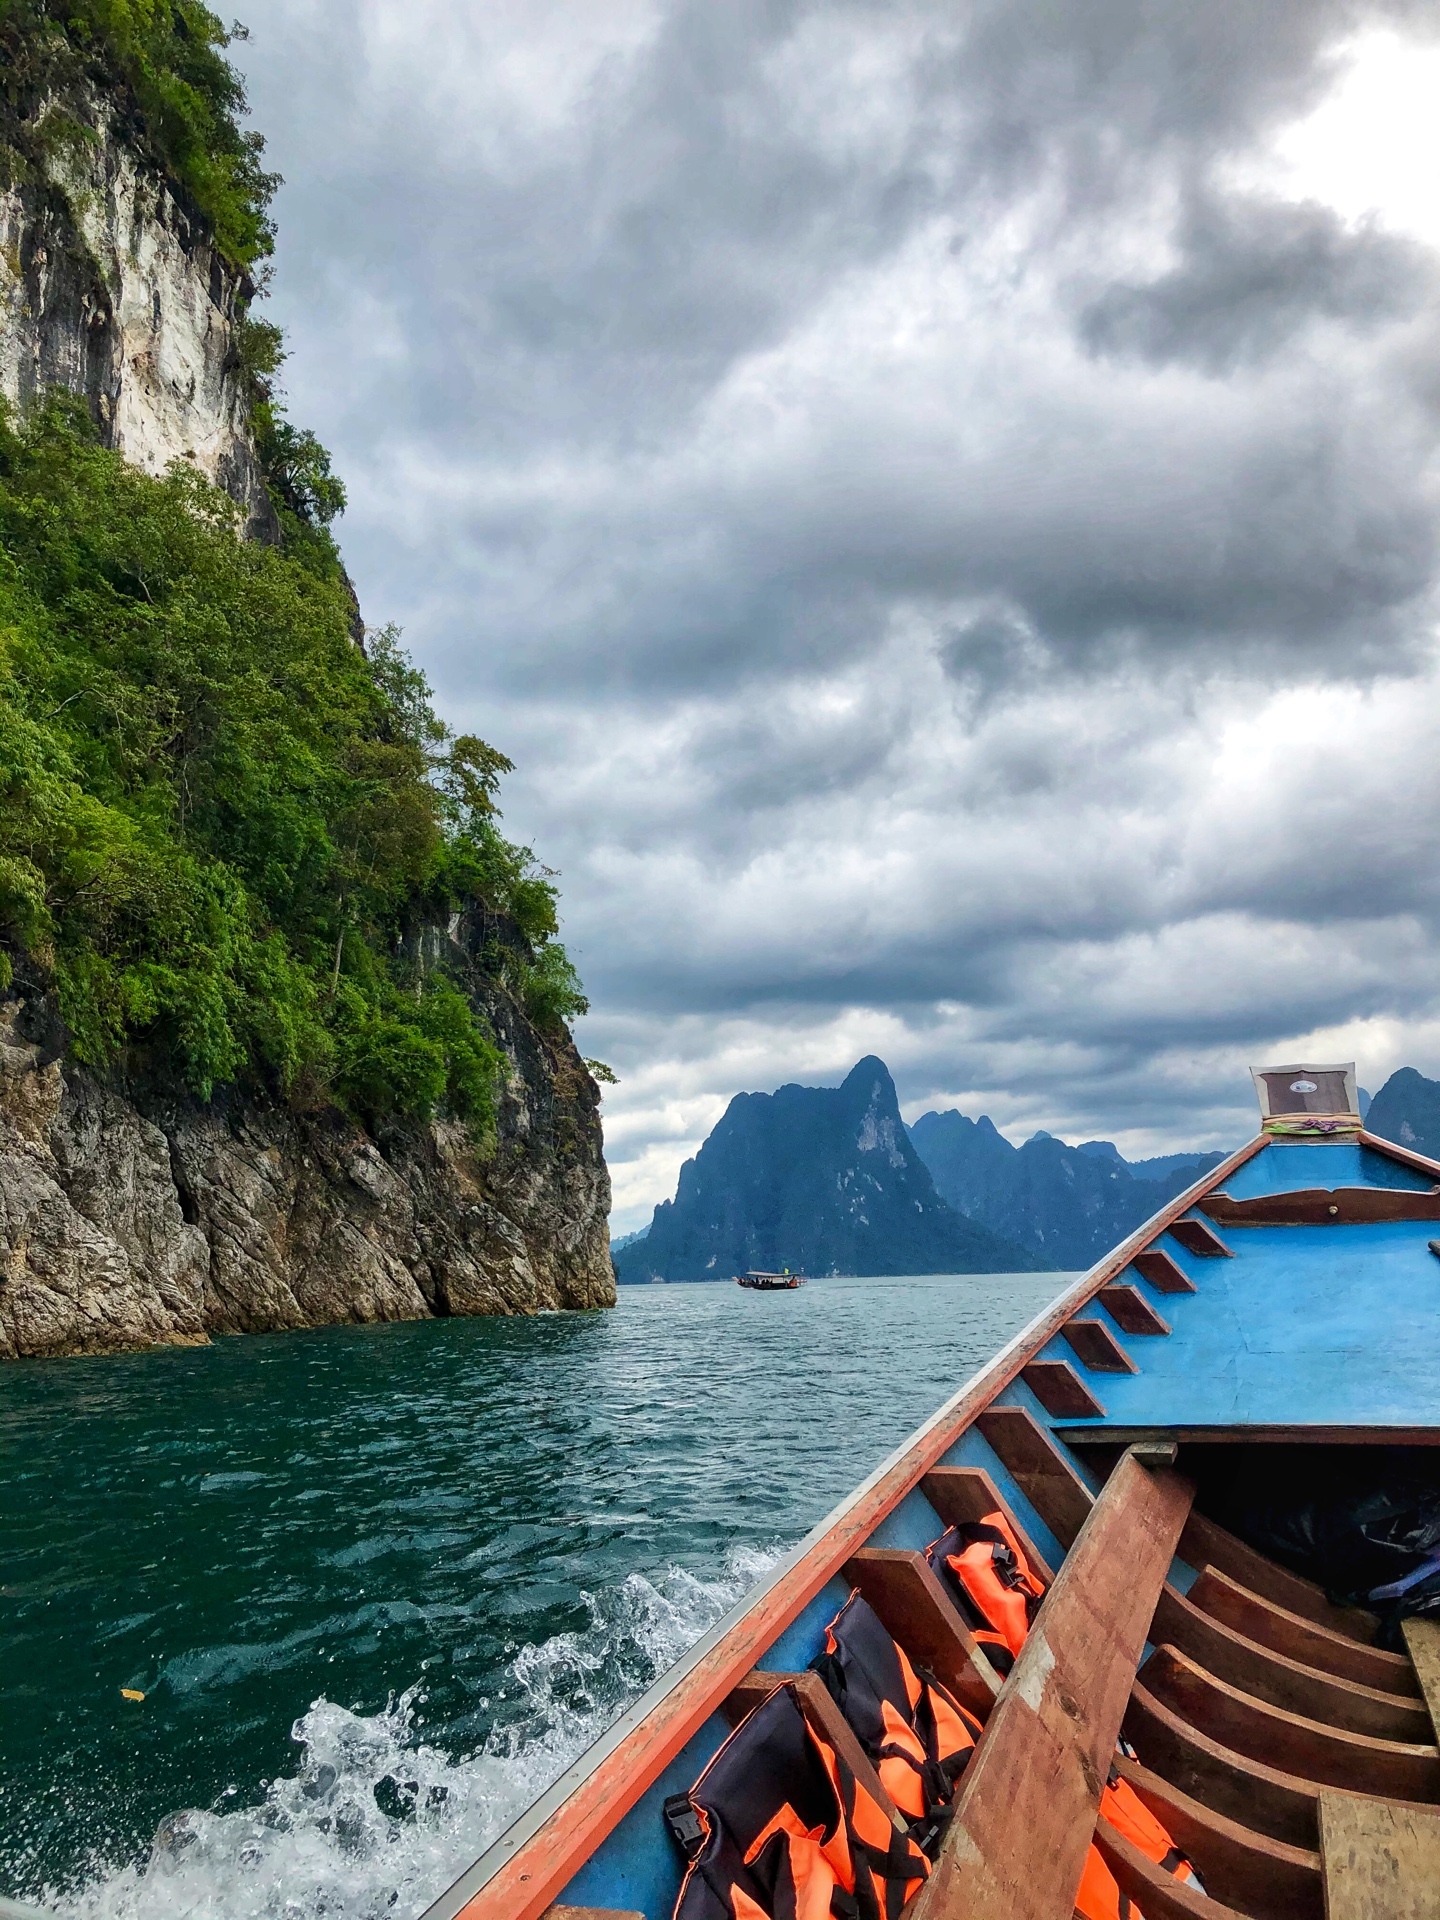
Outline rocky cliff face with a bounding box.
[0,907,614,1359]
[1366,1068,1440,1160]
[0,89,273,536]
[0,82,615,1357]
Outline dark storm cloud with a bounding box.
[1079,192,1435,373]
[229,1,1440,1223]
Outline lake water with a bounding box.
[1,1272,1070,1919]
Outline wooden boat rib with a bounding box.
[420,1067,1440,1920]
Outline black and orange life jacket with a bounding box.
[925,1512,1045,1675]
[808,1591,983,1856]
[1102,1769,1198,1882]
[668,1681,930,1920]
[1074,1776,1207,1918]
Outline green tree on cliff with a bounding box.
[0,399,588,1128]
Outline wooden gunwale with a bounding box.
[419,1134,1271,1920]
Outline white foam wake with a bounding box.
[48,1548,779,1920]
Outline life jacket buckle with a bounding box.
[663,1792,706,1860]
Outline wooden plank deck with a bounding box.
[1319,1791,1440,1919]
[1402,1620,1440,1743]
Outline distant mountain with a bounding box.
[908,1112,1225,1270]
[1367,1068,1440,1159]
[609,1228,648,1253]
[1075,1140,1226,1182]
[615,1058,1041,1283]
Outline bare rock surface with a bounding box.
[0,920,615,1359]
[0,89,274,537]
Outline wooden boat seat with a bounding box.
[973,1405,1097,1549]
[1150,1582,1431,1741]
[1127,1675,1343,1847]
[1093,1818,1249,1920]
[721,1669,913,1840]
[1139,1644,1440,1802]
[1112,1755,1322,1920]
[1019,1359,1106,1420]
[1127,1673,1440,1867]
[544,1909,643,1920]
[842,1546,1002,1717]
[1176,1510,1382,1646]
[1185,1565,1417,1696]
[921,1465,1058,1583]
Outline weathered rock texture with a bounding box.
[0,911,615,1359]
[0,90,273,536]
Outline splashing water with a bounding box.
[64,1552,778,1920]
[4,1275,1069,1918]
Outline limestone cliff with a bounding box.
[0,64,615,1357]
[0,86,273,536]
[0,904,614,1359]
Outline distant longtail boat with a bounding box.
[735,1270,806,1290]
[422,1061,1440,1920]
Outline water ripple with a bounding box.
[0,1272,1067,1916]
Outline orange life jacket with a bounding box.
[1070,1772,1208,1920]
[668,1680,930,1920]
[925,1524,1203,1915]
[809,1591,984,1855]
[925,1512,1045,1675]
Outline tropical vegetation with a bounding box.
[0,398,588,1132]
[1,0,279,271]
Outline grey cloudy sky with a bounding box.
[231,1,1440,1232]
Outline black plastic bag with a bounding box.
[1189,1445,1440,1646]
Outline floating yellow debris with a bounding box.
[120,1688,145,1701]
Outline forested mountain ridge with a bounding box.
[0,6,612,1356]
[907,1111,1224,1270]
[616,1058,1040,1282]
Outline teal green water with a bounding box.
[0,1272,1068,1918]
